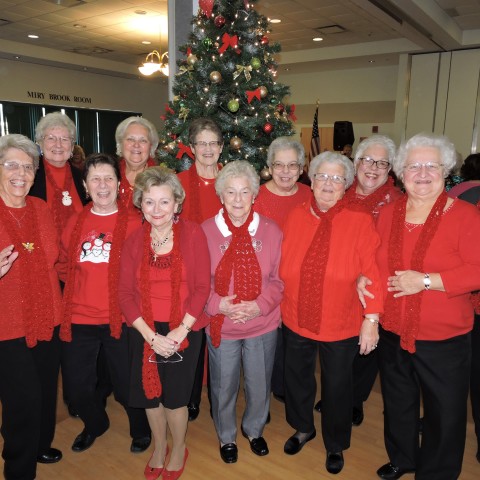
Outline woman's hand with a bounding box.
[219,294,244,320]
[233,300,261,324]
[357,275,374,308]
[358,317,379,355]
[167,326,187,346]
[0,245,18,279]
[151,332,178,358]
[388,270,424,297]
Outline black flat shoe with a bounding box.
[220,443,238,463]
[241,426,269,456]
[377,462,415,479]
[130,435,151,453]
[314,400,322,413]
[284,430,316,455]
[326,451,344,474]
[352,405,364,426]
[37,447,62,464]
[72,430,97,452]
[187,402,200,421]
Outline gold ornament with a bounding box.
[230,136,242,150]
[187,54,198,66]
[260,167,272,180]
[179,106,190,121]
[166,142,176,152]
[233,64,252,81]
[209,70,222,83]
[259,86,268,98]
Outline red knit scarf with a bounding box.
[44,160,76,235]
[140,220,185,399]
[118,158,156,210]
[0,198,55,347]
[209,208,262,347]
[344,176,398,215]
[383,191,448,353]
[298,197,347,333]
[60,204,129,341]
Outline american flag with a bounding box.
[309,106,320,162]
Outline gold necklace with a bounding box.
[151,228,172,248]
[8,208,27,227]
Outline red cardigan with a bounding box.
[118,218,211,330]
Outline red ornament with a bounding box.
[199,0,214,17]
[263,123,273,134]
[214,15,226,28]
[260,35,269,45]
[276,103,285,114]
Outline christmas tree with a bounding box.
[157,0,296,175]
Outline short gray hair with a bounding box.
[0,134,40,169]
[215,160,260,197]
[354,135,396,170]
[266,137,306,168]
[35,112,76,143]
[308,151,355,188]
[132,166,185,212]
[393,132,456,180]
[115,116,159,157]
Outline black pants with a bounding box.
[188,329,211,407]
[270,327,285,397]
[470,314,480,452]
[283,325,358,452]
[352,347,378,408]
[379,328,470,480]
[0,328,61,480]
[62,324,150,438]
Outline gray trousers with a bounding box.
[207,329,277,444]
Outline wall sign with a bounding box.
[27,91,92,104]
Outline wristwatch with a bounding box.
[423,273,431,290]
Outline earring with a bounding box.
[85,191,90,199]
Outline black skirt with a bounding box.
[128,322,202,409]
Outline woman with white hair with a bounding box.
[375,133,480,480]
[281,151,383,474]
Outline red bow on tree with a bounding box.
[176,142,195,160]
[246,88,261,104]
[218,33,240,54]
[288,104,297,122]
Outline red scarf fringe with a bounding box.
[210,208,262,347]
[60,204,129,341]
[0,198,55,347]
[383,192,448,353]
[140,220,185,399]
[298,197,347,334]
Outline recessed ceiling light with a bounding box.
[269,18,281,24]
[142,40,151,45]
[135,10,147,15]
[313,37,323,42]
[369,60,375,63]
[73,23,86,29]
[28,34,39,39]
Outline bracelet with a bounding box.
[151,332,158,344]
[365,317,379,325]
[423,273,431,290]
[180,321,192,332]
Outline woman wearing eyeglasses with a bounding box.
[178,118,224,422]
[30,112,88,235]
[0,134,63,478]
[119,167,210,480]
[280,151,383,474]
[374,133,480,480]
[254,137,311,403]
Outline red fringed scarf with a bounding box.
[210,208,262,347]
[118,158,156,210]
[60,204,129,341]
[0,198,54,347]
[298,197,347,333]
[344,176,398,216]
[383,192,448,353]
[44,160,76,235]
[140,220,185,399]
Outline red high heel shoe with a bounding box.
[144,446,169,480]
[162,448,188,480]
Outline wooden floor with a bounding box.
[2,377,479,479]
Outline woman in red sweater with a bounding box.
[0,134,63,479]
[119,167,210,480]
[280,151,383,474]
[375,133,480,480]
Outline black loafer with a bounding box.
[37,447,62,464]
[72,430,97,452]
[352,405,364,426]
[241,426,269,456]
[220,443,238,463]
[314,400,322,413]
[377,462,415,479]
[187,403,200,421]
[284,430,316,455]
[130,435,151,453]
[326,451,344,474]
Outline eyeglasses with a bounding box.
[0,161,37,174]
[404,162,444,173]
[125,137,150,146]
[43,135,73,146]
[192,141,222,148]
[359,156,390,170]
[272,162,300,172]
[313,173,346,184]
[148,351,183,364]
